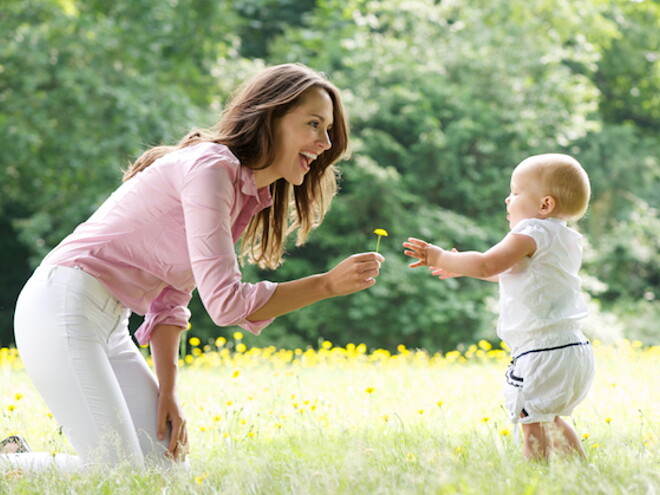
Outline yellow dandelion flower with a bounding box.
[382,415,389,422]
[215,336,226,347]
[582,433,590,439]
[406,452,416,462]
[247,432,255,438]
[7,404,16,412]
[232,370,240,378]
[436,401,444,407]
[233,331,243,341]
[591,443,599,449]
[186,322,192,331]
[481,417,490,423]
[213,415,221,422]
[365,387,375,394]
[14,393,23,401]
[478,340,492,351]
[418,409,424,415]
[500,429,511,437]
[605,418,612,424]
[373,228,389,253]
[236,343,247,353]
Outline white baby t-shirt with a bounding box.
[496,217,589,355]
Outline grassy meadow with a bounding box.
[1,337,658,494]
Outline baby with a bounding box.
[404,153,594,461]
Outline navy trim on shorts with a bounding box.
[513,341,590,363]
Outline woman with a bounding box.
[3,63,383,471]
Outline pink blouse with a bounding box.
[43,142,277,345]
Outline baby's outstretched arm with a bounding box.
[403,233,536,280]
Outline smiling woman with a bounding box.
[6,63,384,473]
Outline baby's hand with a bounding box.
[430,267,461,279]
[403,237,442,268]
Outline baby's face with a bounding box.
[505,166,546,229]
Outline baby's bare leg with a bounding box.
[553,416,586,458]
[521,417,586,461]
[521,422,552,461]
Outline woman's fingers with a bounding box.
[168,418,188,461]
[327,252,384,295]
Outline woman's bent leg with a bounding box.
[12,266,145,469]
[106,328,177,468]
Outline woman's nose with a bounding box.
[318,131,332,151]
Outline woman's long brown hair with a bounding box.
[123,63,349,269]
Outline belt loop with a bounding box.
[46,265,57,284]
[104,296,119,314]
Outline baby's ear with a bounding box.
[539,195,556,217]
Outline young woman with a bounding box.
[3,63,384,471]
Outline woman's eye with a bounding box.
[309,121,320,129]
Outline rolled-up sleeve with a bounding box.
[180,156,277,335]
[134,285,193,345]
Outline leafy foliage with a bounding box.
[1,0,658,348]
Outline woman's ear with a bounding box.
[539,196,556,217]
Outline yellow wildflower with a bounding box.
[373,228,389,252]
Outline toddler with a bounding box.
[403,153,594,461]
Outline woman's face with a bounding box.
[264,87,334,187]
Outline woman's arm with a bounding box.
[149,324,188,461]
[247,252,383,321]
[403,233,536,280]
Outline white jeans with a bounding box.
[7,265,175,471]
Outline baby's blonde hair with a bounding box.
[517,153,591,220]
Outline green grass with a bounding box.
[1,340,658,494]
